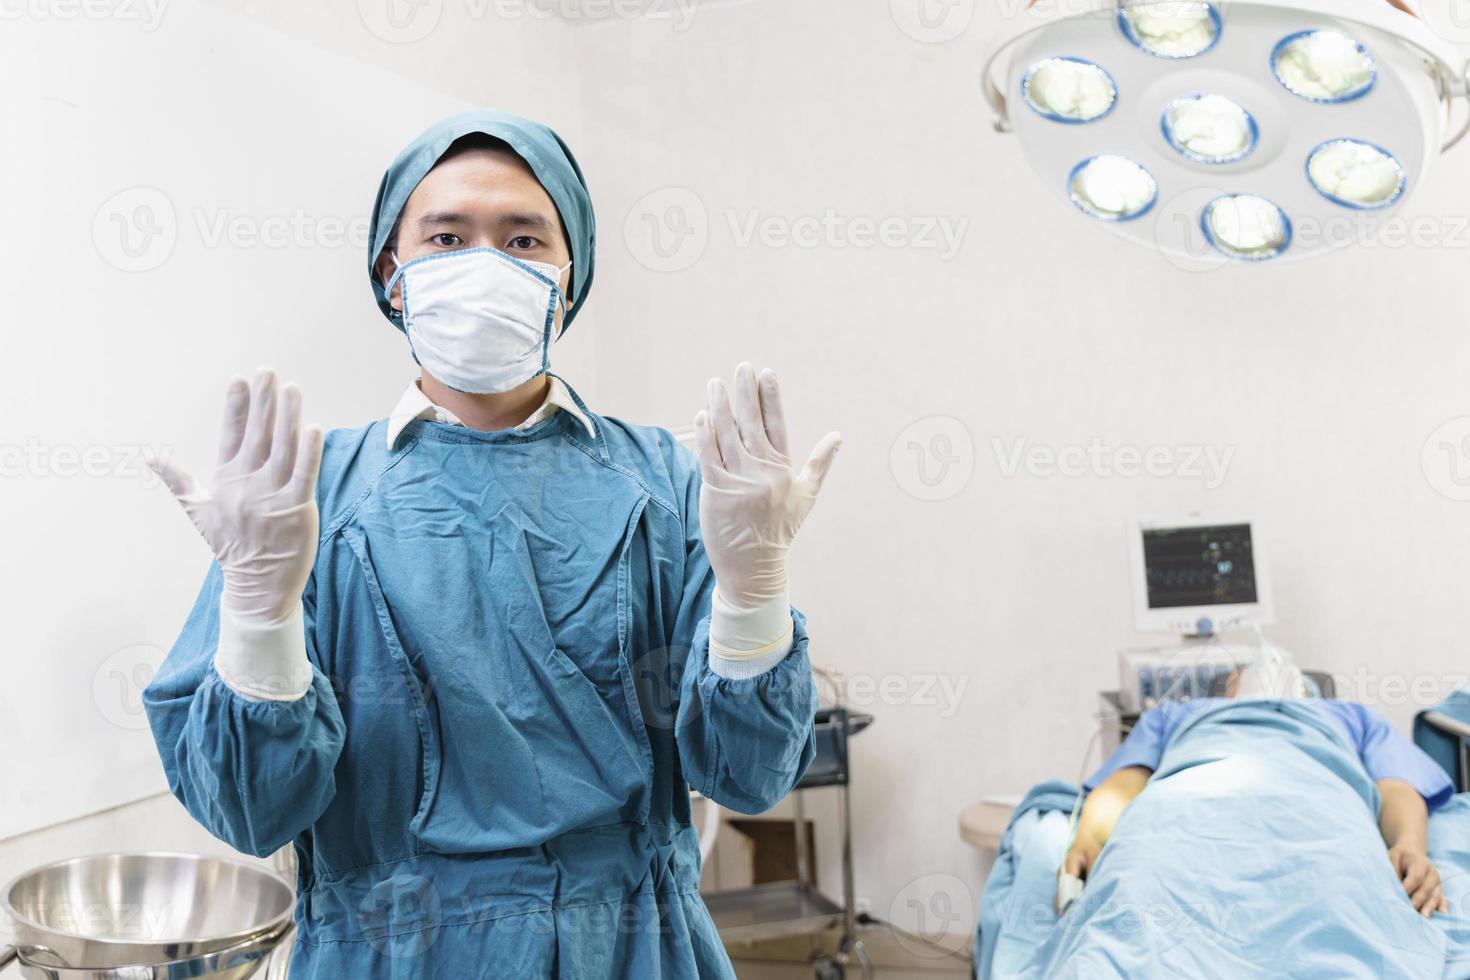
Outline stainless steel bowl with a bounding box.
[1,853,293,974]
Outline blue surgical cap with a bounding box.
[367,108,596,333]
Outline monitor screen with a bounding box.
[1141,523,1258,609]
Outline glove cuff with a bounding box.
[708,587,794,680]
[215,600,313,702]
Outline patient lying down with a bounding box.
[1065,663,1455,918]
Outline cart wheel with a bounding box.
[811,954,844,980]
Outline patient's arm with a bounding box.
[1378,778,1448,916]
[1063,765,1151,880]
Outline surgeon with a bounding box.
[1063,662,1454,917]
[142,109,841,977]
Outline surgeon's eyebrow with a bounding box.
[415,210,557,231]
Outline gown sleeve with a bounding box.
[143,562,345,857]
[671,456,819,815]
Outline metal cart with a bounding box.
[703,669,874,980]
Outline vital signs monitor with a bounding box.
[1128,517,1273,635]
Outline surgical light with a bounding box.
[1306,138,1406,207]
[1069,155,1158,219]
[1272,30,1377,102]
[1118,1,1222,58]
[1162,94,1259,162]
[982,0,1470,264]
[1022,57,1118,122]
[1201,193,1292,260]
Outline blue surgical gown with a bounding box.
[143,403,818,978]
[1085,698,1454,810]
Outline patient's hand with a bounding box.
[1388,844,1449,917]
[1062,834,1103,881]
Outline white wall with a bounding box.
[0,0,589,844]
[564,0,1470,934]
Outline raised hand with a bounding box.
[692,363,841,609]
[148,370,325,624]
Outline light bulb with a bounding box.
[1273,30,1376,103]
[1162,94,1258,164]
[1118,2,1221,58]
[1201,194,1291,260]
[1307,139,1406,209]
[1022,57,1117,123]
[1069,156,1158,221]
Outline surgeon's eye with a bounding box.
[507,235,540,251]
[431,234,464,248]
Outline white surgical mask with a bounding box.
[384,247,571,395]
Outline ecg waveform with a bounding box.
[1143,524,1257,609]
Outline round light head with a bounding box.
[1021,57,1118,123]
[1161,94,1258,164]
[1201,194,1292,261]
[1117,2,1222,59]
[1068,156,1158,221]
[1272,30,1377,103]
[1307,139,1406,209]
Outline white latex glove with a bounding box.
[692,363,841,610]
[148,370,325,625]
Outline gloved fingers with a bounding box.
[706,377,745,475]
[239,370,279,473]
[287,424,326,503]
[794,431,843,498]
[216,376,251,467]
[146,452,202,505]
[267,383,303,490]
[692,410,726,480]
[757,368,790,459]
[730,362,773,459]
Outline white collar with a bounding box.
[386,376,596,448]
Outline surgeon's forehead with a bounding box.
[405,147,560,228]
